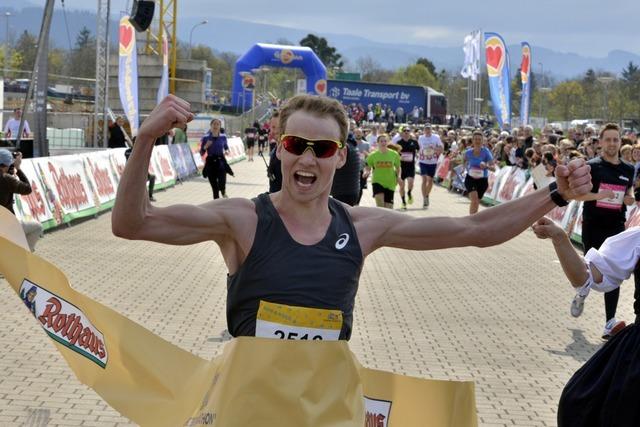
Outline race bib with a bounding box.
[246,133,255,139]
[420,147,436,161]
[596,183,626,210]
[468,167,484,179]
[400,153,414,162]
[255,301,343,341]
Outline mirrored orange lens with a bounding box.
[281,136,339,158]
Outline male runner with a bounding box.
[364,134,400,209]
[570,123,634,339]
[396,128,420,210]
[113,94,592,342]
[417,125,443,209]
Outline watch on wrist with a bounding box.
[548,181,568,207]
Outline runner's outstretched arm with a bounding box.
[532,217,590,287]
[112,96,236,245]
[355,159,591,254]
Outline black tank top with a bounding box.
[226,193,363,340]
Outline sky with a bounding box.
[23,0,640,56]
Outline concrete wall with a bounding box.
[109,54,210,115]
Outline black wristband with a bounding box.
[548,181,568,207]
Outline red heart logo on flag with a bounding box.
[486,46,503,70]
[315,80,326,94]
[521,54,530,75]
[120,25,133,49]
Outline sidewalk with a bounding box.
[0,159,634,426]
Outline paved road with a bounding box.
[0,159,635,426]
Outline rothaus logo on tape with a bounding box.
[20,279,108,368]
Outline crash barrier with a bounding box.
[12,138,245,231]
[434,154,640,246]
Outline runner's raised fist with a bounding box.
[138,95,194,141]
[554,158,591,201]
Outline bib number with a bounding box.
[468,167,484,179]
[255,301,343,341]
[400,153,413,162]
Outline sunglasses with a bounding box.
[280,134,344,158]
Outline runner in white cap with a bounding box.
[417,125,443,209]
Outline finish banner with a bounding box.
[520,42,532,125]
[484,32,511,129]
[0,210,477,427]
[118,16,140,136]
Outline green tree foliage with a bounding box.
[188,44,238,97]
[48,48,66,76]
[621,62,640,122]
[67,27,96,78]
[14,31,38,72]
[548,81,584,121]
[299,34,343,68]
[415,57,436,77]
[390,64,438,88]
[355,56,393,83]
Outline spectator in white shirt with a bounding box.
[3,108,31,139]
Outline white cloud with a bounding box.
[411,26,459,42]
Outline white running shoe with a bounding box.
[570,292,587,317]
[602,318,626,340]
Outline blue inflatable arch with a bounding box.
[231,43,327,109]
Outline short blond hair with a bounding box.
[279,95,349,143]
[377,133,389,143]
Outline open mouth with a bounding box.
[294,171,317,187]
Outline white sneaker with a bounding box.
[602,318,626,340]
[570,292,587,317]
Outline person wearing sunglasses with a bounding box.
[113,94,592,344]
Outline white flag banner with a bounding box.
[461,34,474,79]
[461,31,481,80]
[471,31,482,81]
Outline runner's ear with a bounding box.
[336,146,347,169]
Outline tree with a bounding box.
[390,64,437,88]
[188,44,238,98]
[14,30,38,72]
[548,81,584,121]
[415,57,436,77]
[621,62,640,122]
[299,34,343,69]
[67,27,96,78]
[621,62,640,84]
[355,56,393,83]
[48,48,66,76]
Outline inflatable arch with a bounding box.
[231,43,327,109]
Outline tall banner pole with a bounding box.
[478,30,483,119]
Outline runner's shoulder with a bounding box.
[200,197,257,219]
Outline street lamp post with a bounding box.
[538,62,544,120]
[3,12,11,79]
[188,20,208,60]
[474,97,483,122]
[597,76,614,122]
